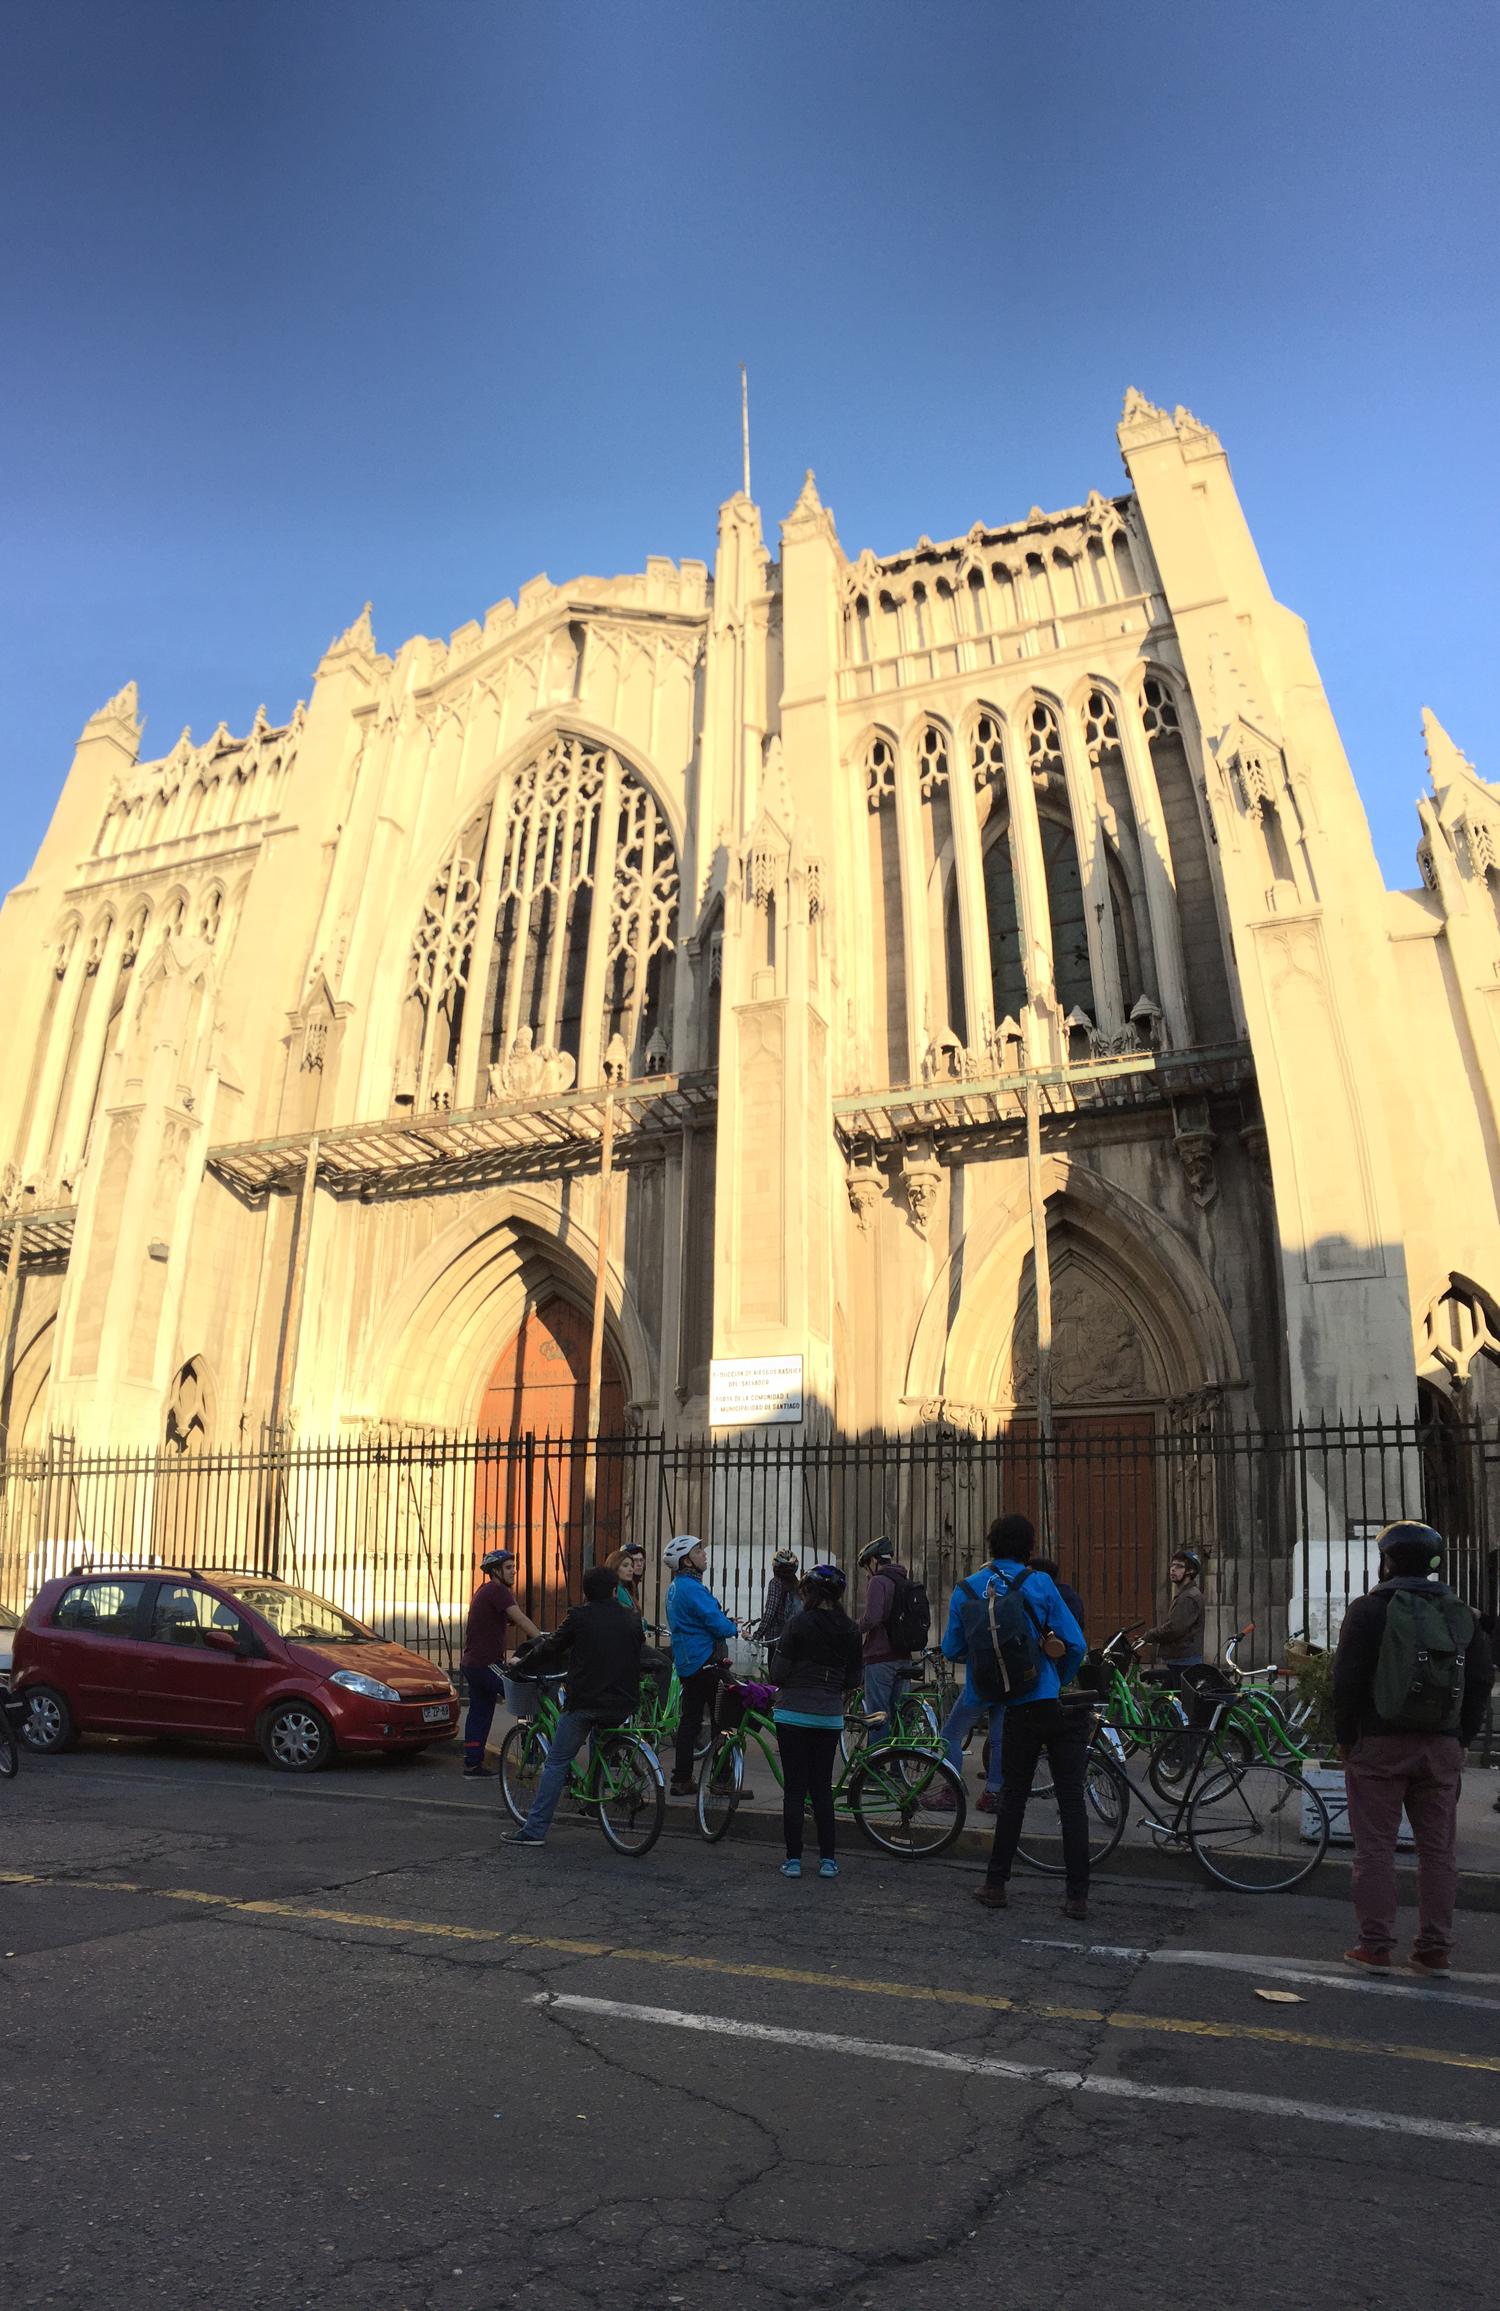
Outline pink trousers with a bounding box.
[1343,1731,1464,1957]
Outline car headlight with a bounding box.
[330,1669,401,1703]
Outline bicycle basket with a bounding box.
[713,1682,749,1733]
[502,1670,566,1719]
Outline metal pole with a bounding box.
[1025,1074,1053,1545]
[584,1092,616,1561]
[271,1133,321,1436]
[740,362,752,500]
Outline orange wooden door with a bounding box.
[995,1413,1158,1645]
[473,1299,624,1626]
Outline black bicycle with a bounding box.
[1014,1700,1330,1893]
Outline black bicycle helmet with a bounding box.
[1376,1520,1444,1576]
[806,1562,847,1596]
[857,1535,894,1569]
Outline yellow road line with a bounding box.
[4,1869,1496,2077]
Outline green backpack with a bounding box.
[1371,1588,1475,1734]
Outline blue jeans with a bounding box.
[463,1663,506,1769]
[863,1660,913,1734]
[941,1694,1005,1792]
[522,1709,601,1839]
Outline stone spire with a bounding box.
[319,602,376,669]
[1422,707,1480,792]
[79,680,142,750]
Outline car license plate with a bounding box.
[422,1703,451,1723]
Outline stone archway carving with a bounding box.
[351,1186,653,1432]
[903,1155,1242,1418]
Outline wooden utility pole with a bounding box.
[1024,1074,1054,1546]
[0,1211,26,1439]
[583,1091,616,1561]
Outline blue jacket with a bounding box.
[666,1570,736,1677]
[941,1558,1086,1706]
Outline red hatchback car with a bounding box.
[12,1569,458,1770]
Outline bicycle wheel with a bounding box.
[594,1732,665,1858]
[498,1719,550,1825]
[696,1737,744,1842]
[1015,1750,1127,1874]
[1187,1760,1329,1892]
[0,1714,17,1780]
[1148,1721,1252,1802]
[839,1707,870,1766]
[849,1749,966,1857]
[900,1695,940,1748]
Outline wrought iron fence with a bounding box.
[0,1414,1494,1676]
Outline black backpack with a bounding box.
[884,1571,932,1656]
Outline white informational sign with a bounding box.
[709,1354,804,1429]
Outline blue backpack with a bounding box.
[957,1567,1046,1703]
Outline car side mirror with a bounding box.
[202,1629,241,1656]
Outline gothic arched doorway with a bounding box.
[474,1297,625,1620]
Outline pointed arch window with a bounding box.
[1040,814,1096,1018]
[394,733,679,1111]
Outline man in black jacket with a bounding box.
[503,1564,645,1849]
[1332,1520,1492,1974]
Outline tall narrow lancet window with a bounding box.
[969,716,1026,1027]
[864,733,907,1084]
[916,723,965,1044]
[1083,690,1147,1006]
[1027,703,1096,1019]
[1141,675,1235,1044]
[395,734,679,1112]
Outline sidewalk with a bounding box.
[477,1710,1500,1906]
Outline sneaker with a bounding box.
[780,1858,802,1878]
[503,1830,546,1848]
[972,1883,1008,1909]
[976,1790,998,1815]
[1062,1897,1088,1922]
[668,1782,697,1799]
[818,1858,839,1879]
[1343,1945,1392,1971]
[1409,1949,1452,1977]
[462,1765,496,1780]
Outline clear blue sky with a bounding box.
[4,1,1496,893]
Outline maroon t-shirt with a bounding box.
[462,1579,519,1672]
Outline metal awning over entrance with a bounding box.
[0,1203,77,1264]
[832,1040,1255,1153]
[206,1072,718,1201]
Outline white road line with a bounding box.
[1021,1938,1500,2013]
[536,1993,1500,2151]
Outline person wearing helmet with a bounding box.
[768,1564,863,1878]
[856,1535,917,1741]
[1333,1521,1491,1975]
[664,1537,738,1795]
[750,1549,801,1648]
[461,1547,542,1777]
[1137,1549,1205,1668]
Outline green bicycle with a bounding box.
[839,1649,944,1764]
[1148,1625,1313,1796]
[498,1671,666,1857]
[697,1685,967,1858]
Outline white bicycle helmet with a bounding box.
[664,1534,703,1569]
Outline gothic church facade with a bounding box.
[3,391,1498,1489]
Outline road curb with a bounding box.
[656,1795,1500,1909]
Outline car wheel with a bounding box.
[258,1699,335,1772]
[20,1687,77,1754]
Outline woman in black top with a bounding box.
[767,1564,863,1879]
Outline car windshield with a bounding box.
[220,1584,373,1644]
[0,1604,19,1630]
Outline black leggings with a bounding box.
[673,1663,721,1785]
[776,1721,840,1861]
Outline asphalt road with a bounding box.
[3,1738,1498,2311]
